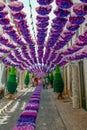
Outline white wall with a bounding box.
[83,59,87,107]
[67,64,70,90]
[0,63,6,90]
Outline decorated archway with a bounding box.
[0,0,87,77]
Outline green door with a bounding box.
[79,61,86,110]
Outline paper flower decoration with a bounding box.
[56,0,73,9]
[80,0,87,3]
[36,22,49,28]
[36,5,52,15]
[37,0,53,5]
[76,39,86,46]
[52,17,67,26]
[0,17,10,25]
[36,15,49,22]
[12,11,26,20]
[78,35,87,42]
[13,125,34,130]
[14,19,34,45]
[68,45,82,53]
[54,8,70,17]
[3,25,13,30]
[67,23,79,31]
[63,30,75,36]
[51,24,63,31]
[0,10,8,19]
[58,60,67,66]
[0,2,5,11]
[69,15,85,25]
[73,3,87,16]
[8,1,24,11]
[0,48,9,53]
[5,29,25,46]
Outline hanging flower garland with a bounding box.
[44,1,71,66]
[1,1,87,71]
[45,2,86,65]
[36,3,52,65]
[8,1,38,66]
[59,28,87,62]
[2,57,19,67]
[21,48,34,65]
[0,1,36,68]
[44,0,87,69]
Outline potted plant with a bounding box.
[7,66,17,100]
[54,65,64,99]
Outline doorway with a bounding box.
[79,61,86,110]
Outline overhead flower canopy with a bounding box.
[0,0,87,76]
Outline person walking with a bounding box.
[34,77,38,87]
[45,77,49,89]
[42,77,45,89]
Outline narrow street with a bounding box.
[0,87,66,130]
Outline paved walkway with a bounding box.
[54,93,87,130]
[0,87,33,114]
[36,88,66,130]
[36,88,87,130]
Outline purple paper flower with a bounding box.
[54,8,70,17]
[67,23,79,31]
[0,10,8,19]
[73,3,87,16]
[36,22,49,28]
[36,15,49,22]
[12,11,26,20]
[58,60,67,66]
[8,1,24,11]
[78,35,87,42]
[69,15,85,25]
[52,17,67,26]
[3,24,13,30]
[37,0,53,5]
[37,27,47,32]
[36,5,52,15]
[13,125,34,130]
[56,0,73,9]
[0,17,10,25]
[80,0,87,3]
[0,2,5,11]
